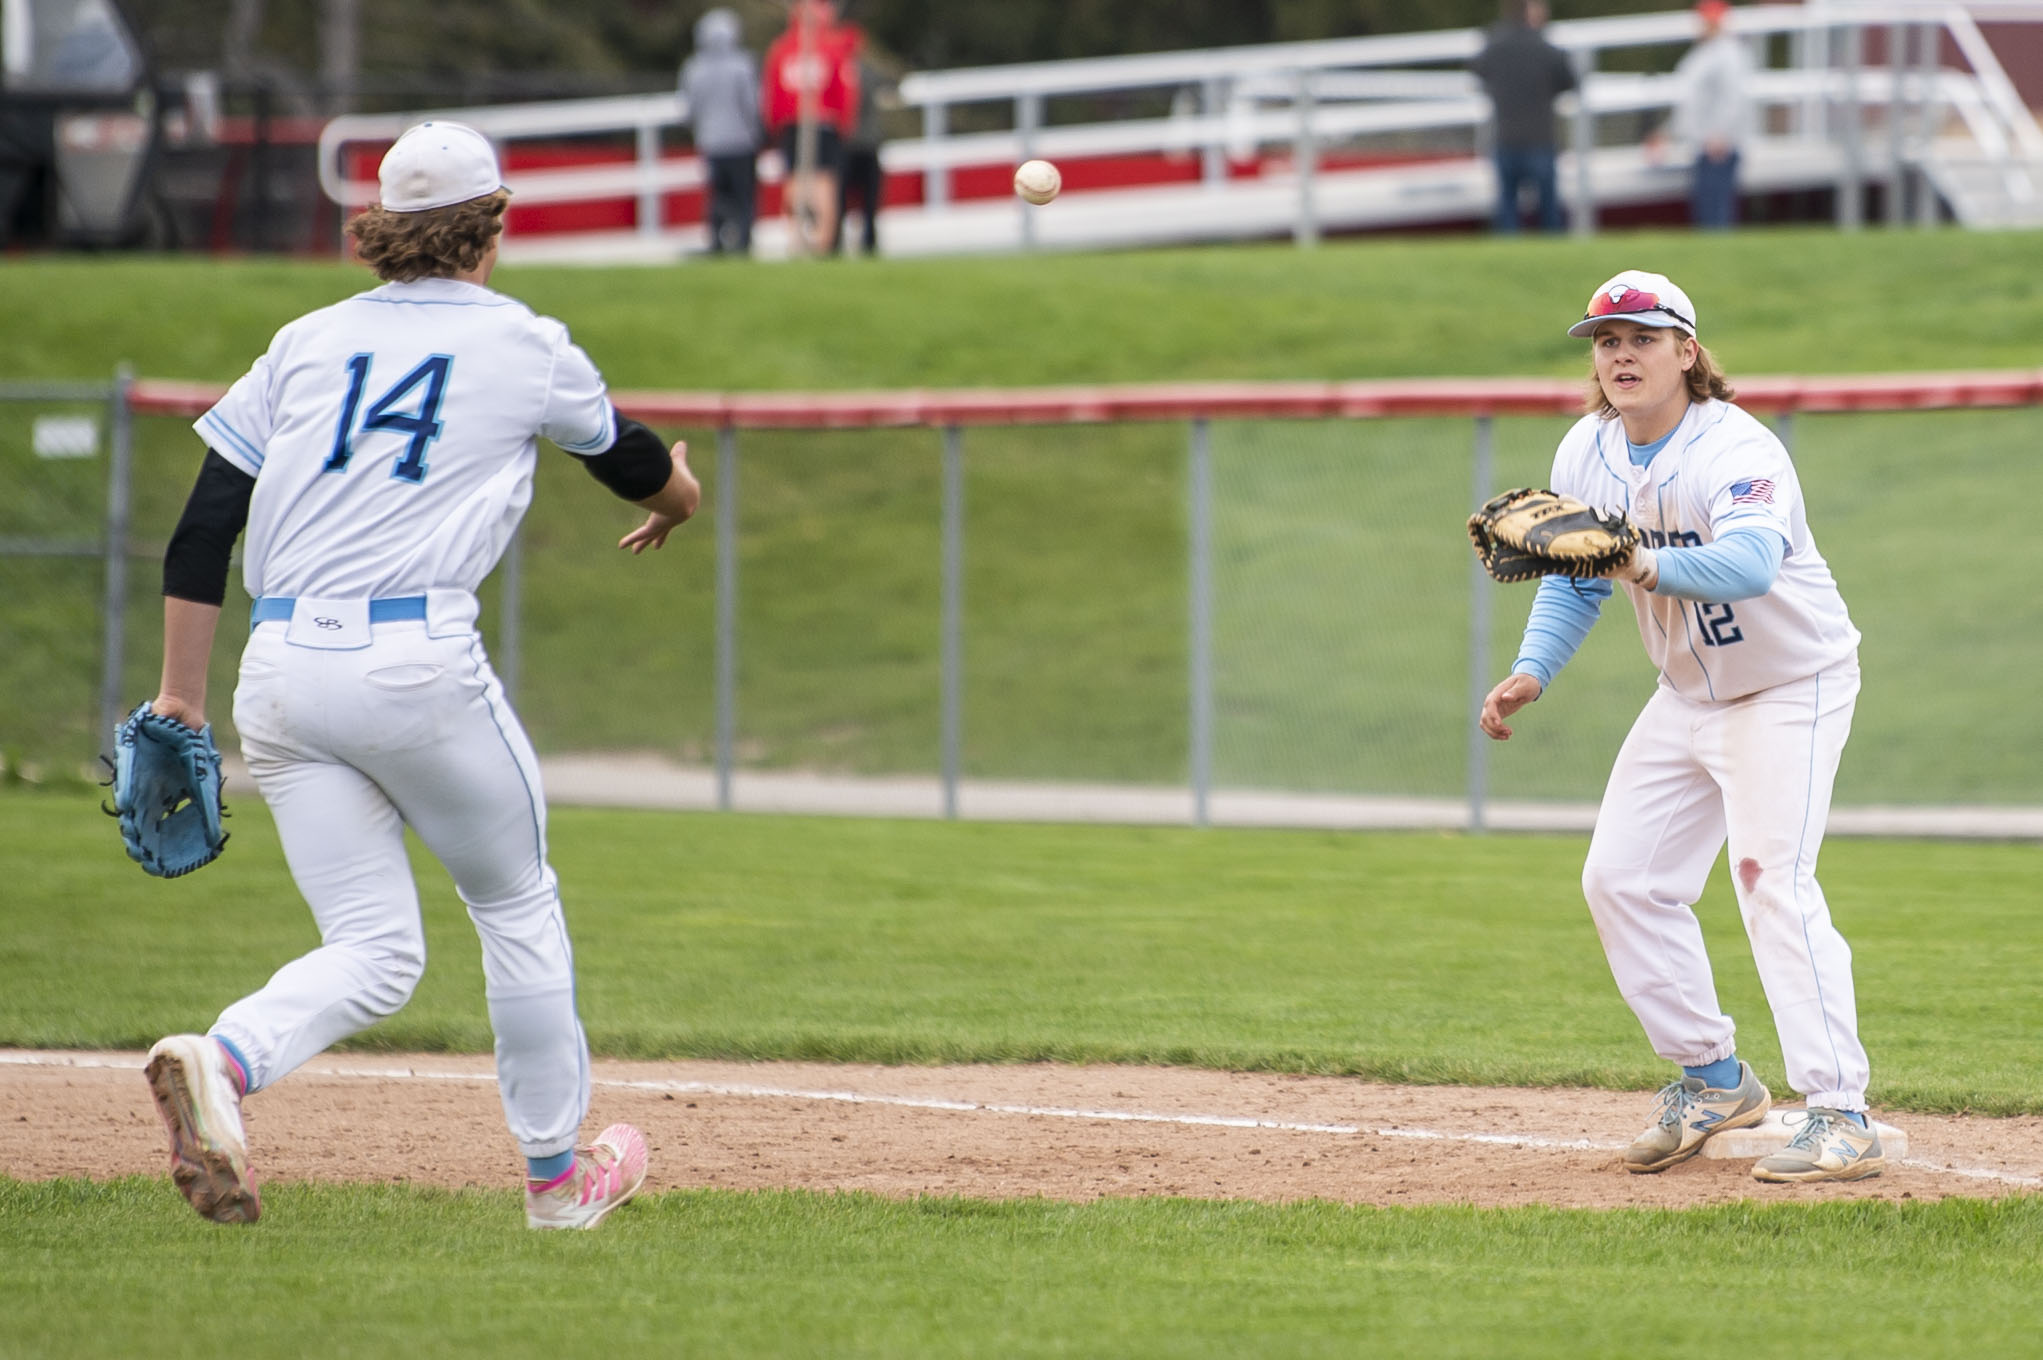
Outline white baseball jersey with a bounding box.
[195,276,617,601]
[1550,399,1859,702]
[191,275,620,1160]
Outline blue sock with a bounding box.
[1839,1110,1869,1129]
[211,1035,254,1096]
[1683,1056,1743,1090]
[527,1150,575,1183]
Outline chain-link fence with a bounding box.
[0,374,134,772]
[5,377,2038,833]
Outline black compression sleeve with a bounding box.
[162,449,255,605]
[580,412,673,502]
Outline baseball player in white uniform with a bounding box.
[140,122,701,1227]
[1480,270,1882,1183]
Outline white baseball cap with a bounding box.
[378,121,504,213]
[1566,270,1698,338]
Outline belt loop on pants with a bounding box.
[249,595,430,633]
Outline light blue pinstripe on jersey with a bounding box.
[198,411,265,470]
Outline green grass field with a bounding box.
[8,788,2041,1107]
[9,1182,2043,1359]
[5,787,2043,1355]
[5,229,2043,802]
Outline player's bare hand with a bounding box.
[618,512,684,554]
[1479,673,1544,741]
[1597,544,1660,590]
[618,441,702,555]
[148,693,206,731]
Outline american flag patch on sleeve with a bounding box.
[1730,478,1775,505]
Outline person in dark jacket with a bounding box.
[831,40,894,256]
[680,7,763,254]
[1470,0,1578,234]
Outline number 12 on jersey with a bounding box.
[325,353,454,484]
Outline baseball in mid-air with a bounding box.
[1013,159,1061,205]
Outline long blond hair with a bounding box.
[1585,333,1736,419]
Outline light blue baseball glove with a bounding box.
[108,702,230,878]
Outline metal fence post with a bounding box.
[1839,22,1865,230]
[499,527,522,701]
[1915,20,1941,227]
[1201,78,1227,188]
[98,365,135,752]
[922,100,949,213]
[635,120,662,239]
[1018,92,1041,250]
[715,426,738,812]
[940,425,964,819]
[1568,48,1596,237]
[1293,69,1319,247]
[1188,418,1213,828]
[1886,20,1907,226]
[1465,415,1496,834]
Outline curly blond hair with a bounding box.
[346,191,509,283]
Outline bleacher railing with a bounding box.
[310,4,2043,256]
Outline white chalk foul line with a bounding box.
[0,1051,1614,1150]
[605,1076,1632,1151]
[1897,1158,2043,1188]
[8,1051,2039,1185]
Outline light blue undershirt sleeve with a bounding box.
[1511,575,1609,688]
[1620,431,1786,601]
[1650,526,1785,601]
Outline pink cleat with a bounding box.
[144,1034,261,1224]
[524,1123,649,1230]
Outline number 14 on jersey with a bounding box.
[325,353,454,485]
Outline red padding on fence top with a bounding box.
[129,379,231,419]
[130,373,2043,427]
[1734,371,2043,412]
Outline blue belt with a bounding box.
[250,595,429,632]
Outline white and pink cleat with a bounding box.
[524,1123,650,1230]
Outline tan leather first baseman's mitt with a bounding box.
[1467,488,1641,583]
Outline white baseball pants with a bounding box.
[213,610,590,1158]
[1581,658,1870,1111]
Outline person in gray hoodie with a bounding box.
[681,8,763,254]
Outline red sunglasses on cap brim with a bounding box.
[1582,286,1694,330]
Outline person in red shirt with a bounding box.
[761,0,859,254]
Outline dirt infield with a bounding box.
[6,1050,2040,1209]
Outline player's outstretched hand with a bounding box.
[619,511,684,554]
[618,441,703,555]
[1479,673,1544,741]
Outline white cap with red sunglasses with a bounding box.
[1566,271,1698,339]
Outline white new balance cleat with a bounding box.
[1751,1108,1886,1183]
[1623,1061,1772,1174]
[144,1034,261,1224]
[525,1123,650,1230]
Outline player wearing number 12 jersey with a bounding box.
[140,122,700,1228]
[1480,270,1883,1183]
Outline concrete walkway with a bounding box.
[223,752,2043,839]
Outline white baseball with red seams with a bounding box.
[1014,159,1061,204]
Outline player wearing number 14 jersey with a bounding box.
[140,122,699,1227]
[1479,270,1883,1183]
